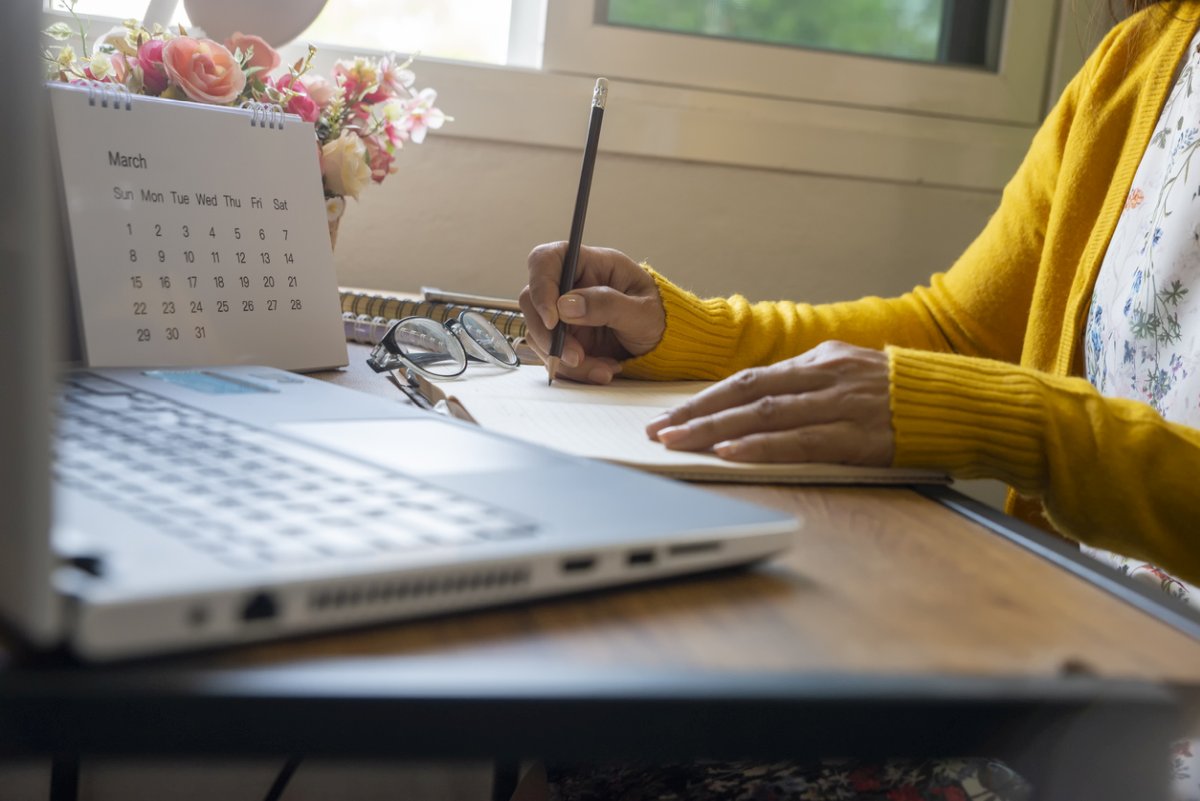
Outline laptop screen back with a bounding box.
[0,3,65,646]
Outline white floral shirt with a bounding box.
[1083,31,1200,800]
[1083,29,1200,614]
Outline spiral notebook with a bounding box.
[47,81,347,371]
[414,366,950,485]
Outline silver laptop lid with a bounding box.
[0,2,65,646]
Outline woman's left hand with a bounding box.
[647,341,895,466]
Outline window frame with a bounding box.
[541,0,1058,125]
[41,1,1073,193]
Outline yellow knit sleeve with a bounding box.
[622,267,970,381]
[621,40,1091,382]
[888,346,1200,585]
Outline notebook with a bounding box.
[0,21,798,661]
[411,366,949,485]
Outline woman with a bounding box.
[518,0,1200,797]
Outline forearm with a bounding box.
[889,347,1200,585]
[624,268,978,380]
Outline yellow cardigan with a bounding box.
[622,3,1200,585]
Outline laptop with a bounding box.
[0,5,797,662]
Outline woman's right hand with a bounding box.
[519,243,666,384]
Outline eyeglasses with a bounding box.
[365,311,520,381]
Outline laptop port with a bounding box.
[667,541,721,557]
[626,549,655,567]
[240,592,279,622]
[561,556,596,573]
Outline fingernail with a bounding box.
[559,294,586,319]
[587,367,611,384]
[713,440,738,457]
[647,413,672,429]
[564,349,582,368]
[657,425,686,444]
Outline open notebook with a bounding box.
[414,366,948,485]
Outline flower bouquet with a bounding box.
[44,2,448,247]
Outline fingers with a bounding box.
[525,241,569,330]
[523,335,623,384]
[645,342,887,440]
[645,342,894,466]
[645,363,831,440]
[713,421,893,466]
[520,242,666,376]
[555,285,663,351]
[653,388,866,450]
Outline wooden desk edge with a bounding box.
[918,484,1200,643]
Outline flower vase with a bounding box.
[326,196,346,251]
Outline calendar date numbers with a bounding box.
[124,221,306,344]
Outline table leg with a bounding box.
[49,756,78,801]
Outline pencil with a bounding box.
[547,77,608,385]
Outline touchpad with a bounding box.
[280,418,565,476]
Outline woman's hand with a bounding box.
[646,341,895,466]
[519,243,666,384]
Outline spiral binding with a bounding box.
[85,80,132,110]
[343,312,393,344]
[241,101,285,130]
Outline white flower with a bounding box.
[320,132,371,200]
[92,25,138,57]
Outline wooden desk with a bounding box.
[3,346,1200,801]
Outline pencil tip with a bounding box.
[546,356,559,386]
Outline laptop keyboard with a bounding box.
[53,375,537,568]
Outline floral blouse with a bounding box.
[1082,27,1200,801]
[1083,29,1200,614]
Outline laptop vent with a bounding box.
[307,566,532,613]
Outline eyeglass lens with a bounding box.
[388,317,466,378]
[458,311,519,367]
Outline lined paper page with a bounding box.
[421,366,948,484]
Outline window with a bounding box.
[43,0,1056,188]
[543,0,1056,125]
[601,0,1004,69]
[291,1,516,66]
[50,0,527,66]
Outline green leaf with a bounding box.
[44,22,73,41]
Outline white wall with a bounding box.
[331,1,1113,304]
[332,135,1004,305]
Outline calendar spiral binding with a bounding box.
[68,83,286,130]
[241,101,286,130]
[85,80,132,111]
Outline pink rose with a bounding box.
[285,92,320,124]
[162,37,246,105]
[271,75,320,123]
[225,32,281,78]
[300,75,336,107]
[137,39,168,95]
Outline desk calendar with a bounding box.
[48,82,348,371]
